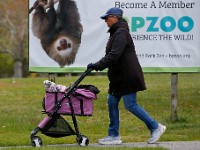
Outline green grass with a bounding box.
[0,73,199,149]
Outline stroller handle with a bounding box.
[68,68,93,93]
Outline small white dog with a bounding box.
[43,80,67,92]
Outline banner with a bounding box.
[29,0,200,73]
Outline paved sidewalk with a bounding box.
[89,141,200,150]
[0,141,200,150]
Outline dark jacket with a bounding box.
[95,19,146,96]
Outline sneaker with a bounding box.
[147,123,166,144]
[98,136,122,145]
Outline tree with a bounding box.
[0,0,28,78]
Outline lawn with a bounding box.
[0,73,199,149]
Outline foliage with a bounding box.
[0,53,13,77]
[0,0,28,77]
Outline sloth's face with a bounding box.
[54,36,73,57]
[45,35,80,67]
[57,39,71,50]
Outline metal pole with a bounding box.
[171,73,178,121]
[48,73,56,83]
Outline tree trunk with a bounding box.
[13,60,22,78]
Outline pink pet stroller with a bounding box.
[30,69,99,147]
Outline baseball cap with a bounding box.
[100,7,123,19]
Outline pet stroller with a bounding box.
[30,69,99,147]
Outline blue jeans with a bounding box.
[108,93,158,137]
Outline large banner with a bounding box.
[29,0,200,73]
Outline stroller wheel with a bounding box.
[31,136,43,147]
[77,135,89,146]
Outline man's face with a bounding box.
[105,15,118,27]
